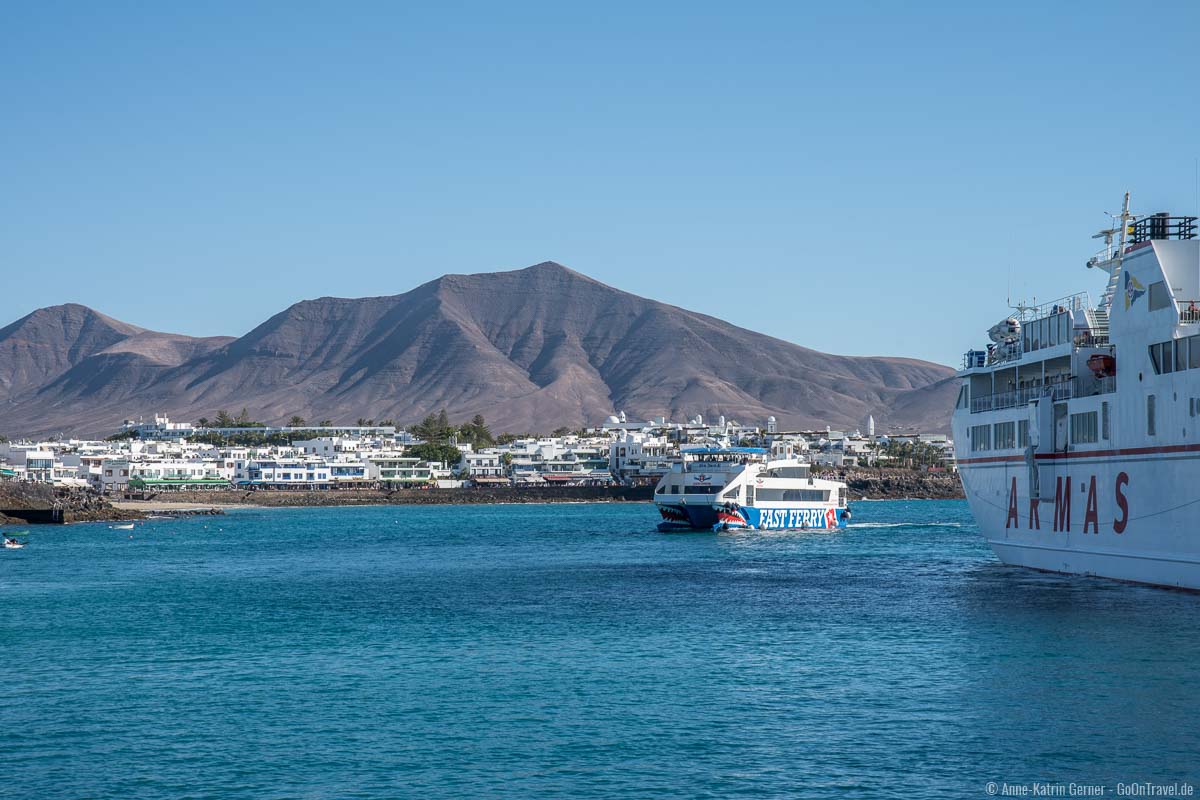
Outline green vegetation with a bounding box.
[210,408,262,428]
[191,430,307,447]
[407,442,462,466]
[105,429,139,442]
[496,432,538,445]
[409,409,493,449]
[458,414,494,448]
[879,440,946,469]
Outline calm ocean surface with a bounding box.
[2,500,1198,798]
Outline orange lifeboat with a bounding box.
[1087,353,1116,378]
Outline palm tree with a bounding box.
[288,415,306,428]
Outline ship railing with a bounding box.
[1092,375,1116,395]
[962,344,1023,370]
[1129,214,1198,244]
[1178,300,1200,325]
[1075,330,1110,347]
[1012,292,1092,322]
[969,380,1089,413]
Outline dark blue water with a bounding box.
[2,500,1198,798]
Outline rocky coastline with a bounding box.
[113,469,964,510]
[0,481,146,524]
[1,469,963,525]
[824,468,965,501]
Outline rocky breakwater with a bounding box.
[0,481,145,524]
[123,485,657,508]
[827,468,965,501]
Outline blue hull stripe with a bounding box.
[657,504,848,531]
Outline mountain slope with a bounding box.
[0,263,956,436]
[0,304,145,402]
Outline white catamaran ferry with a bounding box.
[654,447,851,532]
[953,193,1200,588]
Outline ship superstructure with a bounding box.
[953,193,1200,588]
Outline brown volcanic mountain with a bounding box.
[0,263,956,437]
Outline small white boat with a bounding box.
[4,538,25,549]
[111,523,135,530]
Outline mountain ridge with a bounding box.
[0,262,956,437]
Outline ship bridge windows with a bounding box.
[1149,335,1200,374]
[684,485,722,494]
[1023,312,1071,354]
[764,466,810,479]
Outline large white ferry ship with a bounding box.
[953,194,1200,588]
[654,447,851,532]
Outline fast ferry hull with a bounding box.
[957,457,1200,590]
[656,502,848,532]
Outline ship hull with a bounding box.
[958,456,1200,590]
[656,502,849,532]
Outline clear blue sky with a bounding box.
[3,1,1198,365]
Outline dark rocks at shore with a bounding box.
[0,481,143,524]
[826,468,965,500]
[127,485,658,507]
[125,471,964,508]
[1,470,964,525]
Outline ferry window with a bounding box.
[1023,330,1031,353]
[1149,281,1171,311]
[970,424,991,452]
[1018,419,1030,448]
[781,489,827,502]
[1058,313,1070,344]
[1149,344,1161,374]
[955,385,968,410]
[670,485,680,494]
[1148,394,1157,436]
[1190,335,1200,369]
[745,486,754,505]
[1048,315,1058,347]
[1102,402,1110,439]
[1161,342,1174,374]
[994,421,1016,449]
[1031,322,1040,350]
[1177,338,1189,372]
[1070,411,1098,444]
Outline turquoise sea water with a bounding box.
[2,500,1198,798]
